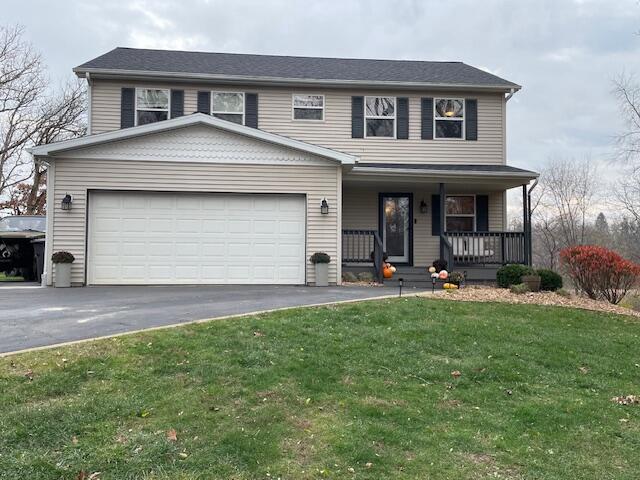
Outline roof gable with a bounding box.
[29,114,357,165]
[74,48,520,91]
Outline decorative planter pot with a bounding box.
[314,263,329,287]
[521,274,541,292]
[54,263,72,288]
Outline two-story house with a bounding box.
[30,48,538,286]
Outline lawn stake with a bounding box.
[399,278,403,297]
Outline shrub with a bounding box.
[536,269,563,291]
[510,283,530,294]
[432,258,448,272]
[449,271,465,286]
[51,251,75,264]
[496,264,534,288]
[357,271,374,282]
[342,271,358,283]
[560,245,640,304]
[309,252,331,264]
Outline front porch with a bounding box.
[340,163,537,283]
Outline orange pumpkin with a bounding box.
[383,266,393,278]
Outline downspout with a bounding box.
[85,72,92,135]
[526,179,538,266]
[505,88,516,102]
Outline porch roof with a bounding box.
[345,162,538,189]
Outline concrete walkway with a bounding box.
[0,284,403,354]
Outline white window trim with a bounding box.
[434,97,465,140]
[291,94,325,121]
[445,194,476,232]
[364,95,396,139]
[211,91,245,124]
[134,88,171,126]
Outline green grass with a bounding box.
[0,272,24,282]
[2,298,640,479]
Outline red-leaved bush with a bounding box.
[560,245,640,304]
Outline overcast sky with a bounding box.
[5,0,640,173]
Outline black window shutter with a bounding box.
[476,195,489,231]
[245,93,258,128]
[431,194,441,236]
[421,97,433,140]
[351,96,364,138]
[466,98,478,141]
[120,88,135,128]
[170,90,184,118]
[197,91,210,114]
[397,97,409,139]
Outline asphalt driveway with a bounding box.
[0,284,399,354]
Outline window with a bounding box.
[365,96,395,137]
[434,98,464,139]
[293,94,324,120]
[211,92,244,124]
[136,89,169,125]
[445,195,475,232]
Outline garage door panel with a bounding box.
[88,192,306,285]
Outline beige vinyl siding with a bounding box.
[342,186,505,265]
[91,80,506,164]
[52,159,340,285]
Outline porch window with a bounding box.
[446,195,475,231]
[136,88,169,125]
[293,94,324,120]
[365,96,395,137]
[211,92,244,124]
[434,98,464,139]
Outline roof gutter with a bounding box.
[73,68,521,93]
[505,87,517,102]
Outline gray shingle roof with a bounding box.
[74,48,520,90]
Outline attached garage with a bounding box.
[31,114,355,286]
[88,192,306,285]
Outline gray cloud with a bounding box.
[4,0,640,173]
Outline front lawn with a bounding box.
[2,298,640,479]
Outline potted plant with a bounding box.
[51,251,75,288]
[521,273,541,292]
[310,252,331,287]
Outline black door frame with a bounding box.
[378,192,414,266]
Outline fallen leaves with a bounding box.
[611,395,639,405]
[166,429,177,442]
[76,471,100,480]
[24,369,34,381]
[579,366,589,375]
[451,370,462,379]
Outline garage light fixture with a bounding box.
[320,198,329,215]
[61,194,72,211]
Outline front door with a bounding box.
[380,194,412,264]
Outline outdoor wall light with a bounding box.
[320,198,329,215]
[419,199,428,214]
[61,194,72,211]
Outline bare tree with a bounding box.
[613,74,640,221]
[0,24,86,214]
[530,157,600,268]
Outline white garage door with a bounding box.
[88,191,306,285]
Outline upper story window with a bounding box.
[446,195,475,232]
[365,96,395,137]
[136,88,169,126]
[292,94,324,120]
[212,92,244,124]
[435,98,464,139]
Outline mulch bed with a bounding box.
[425,285,640,318]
